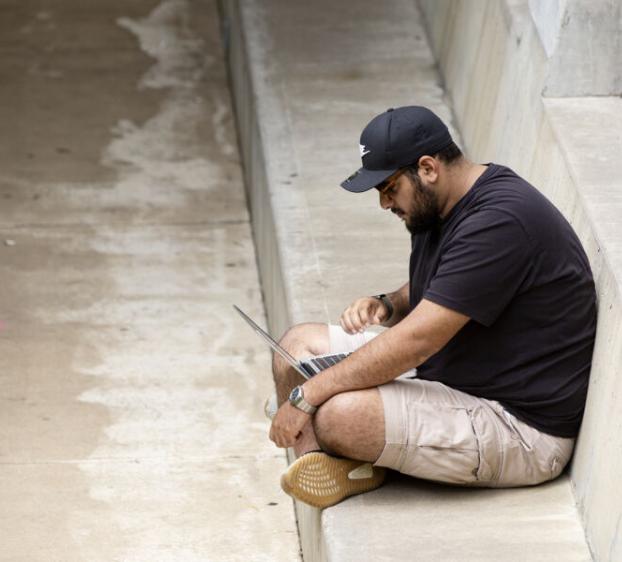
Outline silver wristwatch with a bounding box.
[288,385,318,415]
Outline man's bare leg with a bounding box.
[272,322,331,457]
[273,323,386,461]
[313,388,385,462]
[273,323,388,508]
[280,386,388,509]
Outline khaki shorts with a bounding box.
[328,325,575,487]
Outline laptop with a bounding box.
[233,305,350,379]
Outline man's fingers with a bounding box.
[270,422,282,445]
[341,297,387,334]
[275,429,297,449]
[340,308,357,334]
[341,314,353,334]
[358,307,370,330]
[271,425,283,448]
[270,404,310,449]
[339,297,380,334]
[372,303,388,324]
[355,300,382,332]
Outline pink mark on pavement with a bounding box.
[0,320,5,332]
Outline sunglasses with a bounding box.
[376,171,404,195]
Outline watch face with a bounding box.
[289,386,301,402]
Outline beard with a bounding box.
[402,172,442,235]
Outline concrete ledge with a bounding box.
[324,474,589,562]
[220,0,593,560]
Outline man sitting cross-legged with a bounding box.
[268,106,597,509]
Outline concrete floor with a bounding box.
[0,1,299,560]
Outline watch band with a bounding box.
[373,293,394,321]
[288,385,318,415]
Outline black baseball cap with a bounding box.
[340,106,454,192]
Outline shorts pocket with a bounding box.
[550,457,561,479]
[401,403,483,485]
[501,410,536,451]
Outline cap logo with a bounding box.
[359,144,370,158]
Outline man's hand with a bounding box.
[269,401,311,448]
[340,296,390,334]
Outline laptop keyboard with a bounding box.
[300,352,350,376]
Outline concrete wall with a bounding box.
[528,0,566,57]
[532,0,622,96]
[418,1,622,560]
[219,0,299,340]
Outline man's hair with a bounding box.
[405,141,463,175]
[434,141,463,164]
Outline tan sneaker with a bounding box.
[281,451,386,509]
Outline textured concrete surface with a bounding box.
[534,0,622,96]
[545,97,622,562]
[220,0,458,341]
[221,0,592,560]
[420,2,622,560]
[0,1,299,560]
[323,474,590,562]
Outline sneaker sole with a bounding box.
[281,452,386,509]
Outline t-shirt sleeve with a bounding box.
[423,210,534,326]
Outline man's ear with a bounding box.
[416,155,440,183]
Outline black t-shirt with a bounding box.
[410,164,596,437]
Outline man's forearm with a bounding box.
[383,282,410,327]
[304,298,470,408]
[305,318,424,406]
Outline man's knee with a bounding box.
[313,392,356,454]
[272,322,330,378]
[314,392,358,432]
[313,390,384,459]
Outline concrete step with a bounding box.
[219,0,592,560]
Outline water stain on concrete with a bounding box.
[1,0,299,560]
